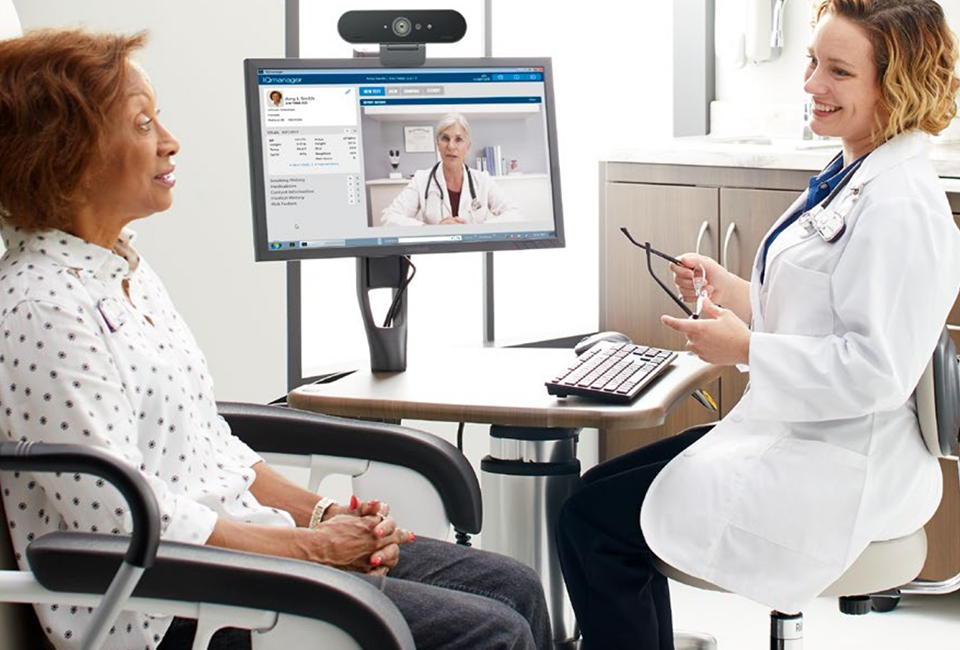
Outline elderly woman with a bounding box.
[380,113,522,226]
[0,29,551,650]
[557,1,960,648]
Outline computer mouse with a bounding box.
[574,331,632,356]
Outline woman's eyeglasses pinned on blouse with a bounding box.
[620,227,707,319]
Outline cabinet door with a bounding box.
[602,182,719,348]
[718,188,799,415]
[600,182,721,460]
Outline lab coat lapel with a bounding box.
[753,190,808,317]
[757,132,927,307]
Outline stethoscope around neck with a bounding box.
[425,162,481,214]
[798,150,870,243]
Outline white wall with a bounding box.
[12,0,288,403]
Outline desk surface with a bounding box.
[288,347,721,430]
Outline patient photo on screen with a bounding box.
[362,109,552,228]
[268,89,284,107]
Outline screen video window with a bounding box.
[256,65,557,252]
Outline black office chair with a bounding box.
[659,328,960,649]
[0,402,483,649]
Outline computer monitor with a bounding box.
[243,57,564,261]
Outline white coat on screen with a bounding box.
[380,163,522,226]
[640,131,960,614]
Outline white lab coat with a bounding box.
[641,131,960,613]
[380,164,522,226]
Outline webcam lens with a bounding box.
[392,17,412,37]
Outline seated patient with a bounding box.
[0,29,551,650]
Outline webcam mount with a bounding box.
[338,9,466,67]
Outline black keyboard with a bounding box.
[545,342,678,404]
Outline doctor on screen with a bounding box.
[380,113,522,226]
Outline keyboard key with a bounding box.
[545,343,678,403]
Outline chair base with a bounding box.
[771,611,803,650]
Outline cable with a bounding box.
[456,422,465,452]
[382,256,416,328]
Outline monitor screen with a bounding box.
[244,57,564,261]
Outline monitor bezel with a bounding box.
[244,56,565,261]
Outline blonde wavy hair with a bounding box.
[815,0,959,147]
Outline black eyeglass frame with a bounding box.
[620,227,698,319]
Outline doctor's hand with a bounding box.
[668,254,730,305]
[440,216,467,225]
[661,296,750,366]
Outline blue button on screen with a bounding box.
[360,87,385,96]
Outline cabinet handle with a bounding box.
[721,222,737,271]
[694,220,710,256]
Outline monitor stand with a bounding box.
[351,42,427,374]
[356,255,409,372]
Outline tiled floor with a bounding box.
[670,581,960,648]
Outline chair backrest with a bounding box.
[916,328,960,458]
[0,483,55,649]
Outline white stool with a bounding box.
[656,327,958,649]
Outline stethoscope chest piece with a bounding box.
[799,180,864,244]
[800,205,846,242]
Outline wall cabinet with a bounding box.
[600,160,960,582]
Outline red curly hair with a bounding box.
[0,29,147,232]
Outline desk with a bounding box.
[289,347,721,647]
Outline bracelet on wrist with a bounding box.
[309,496,336,529]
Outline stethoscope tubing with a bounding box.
[425,162,477,203]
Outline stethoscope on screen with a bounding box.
[799,151,870,243]
[425,162,482,216]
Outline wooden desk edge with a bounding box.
[288,357,723,431]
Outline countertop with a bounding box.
[606,136,960,190]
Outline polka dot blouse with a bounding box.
[0,223,295,650]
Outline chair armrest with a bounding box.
[217,401,482,534]
[0,441,159,568]
[28,532,414,650]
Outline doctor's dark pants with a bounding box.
[556,424,712,650]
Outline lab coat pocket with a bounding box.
[727,436,867,565]
[764,258,833,336]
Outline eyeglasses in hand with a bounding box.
[620,227,706,319]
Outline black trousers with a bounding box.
[555,424,712,650]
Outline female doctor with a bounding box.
[556,1,960,648]
[380,113,522,226]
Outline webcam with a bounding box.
[338,10,467,45]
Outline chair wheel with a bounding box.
[839,595,872,615]
[870,589,901,613]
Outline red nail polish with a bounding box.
[350,495,359,510]
[369,500,380,509]
[409,532,416,542]
[371,555,382,567]
[375,528,385,537]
